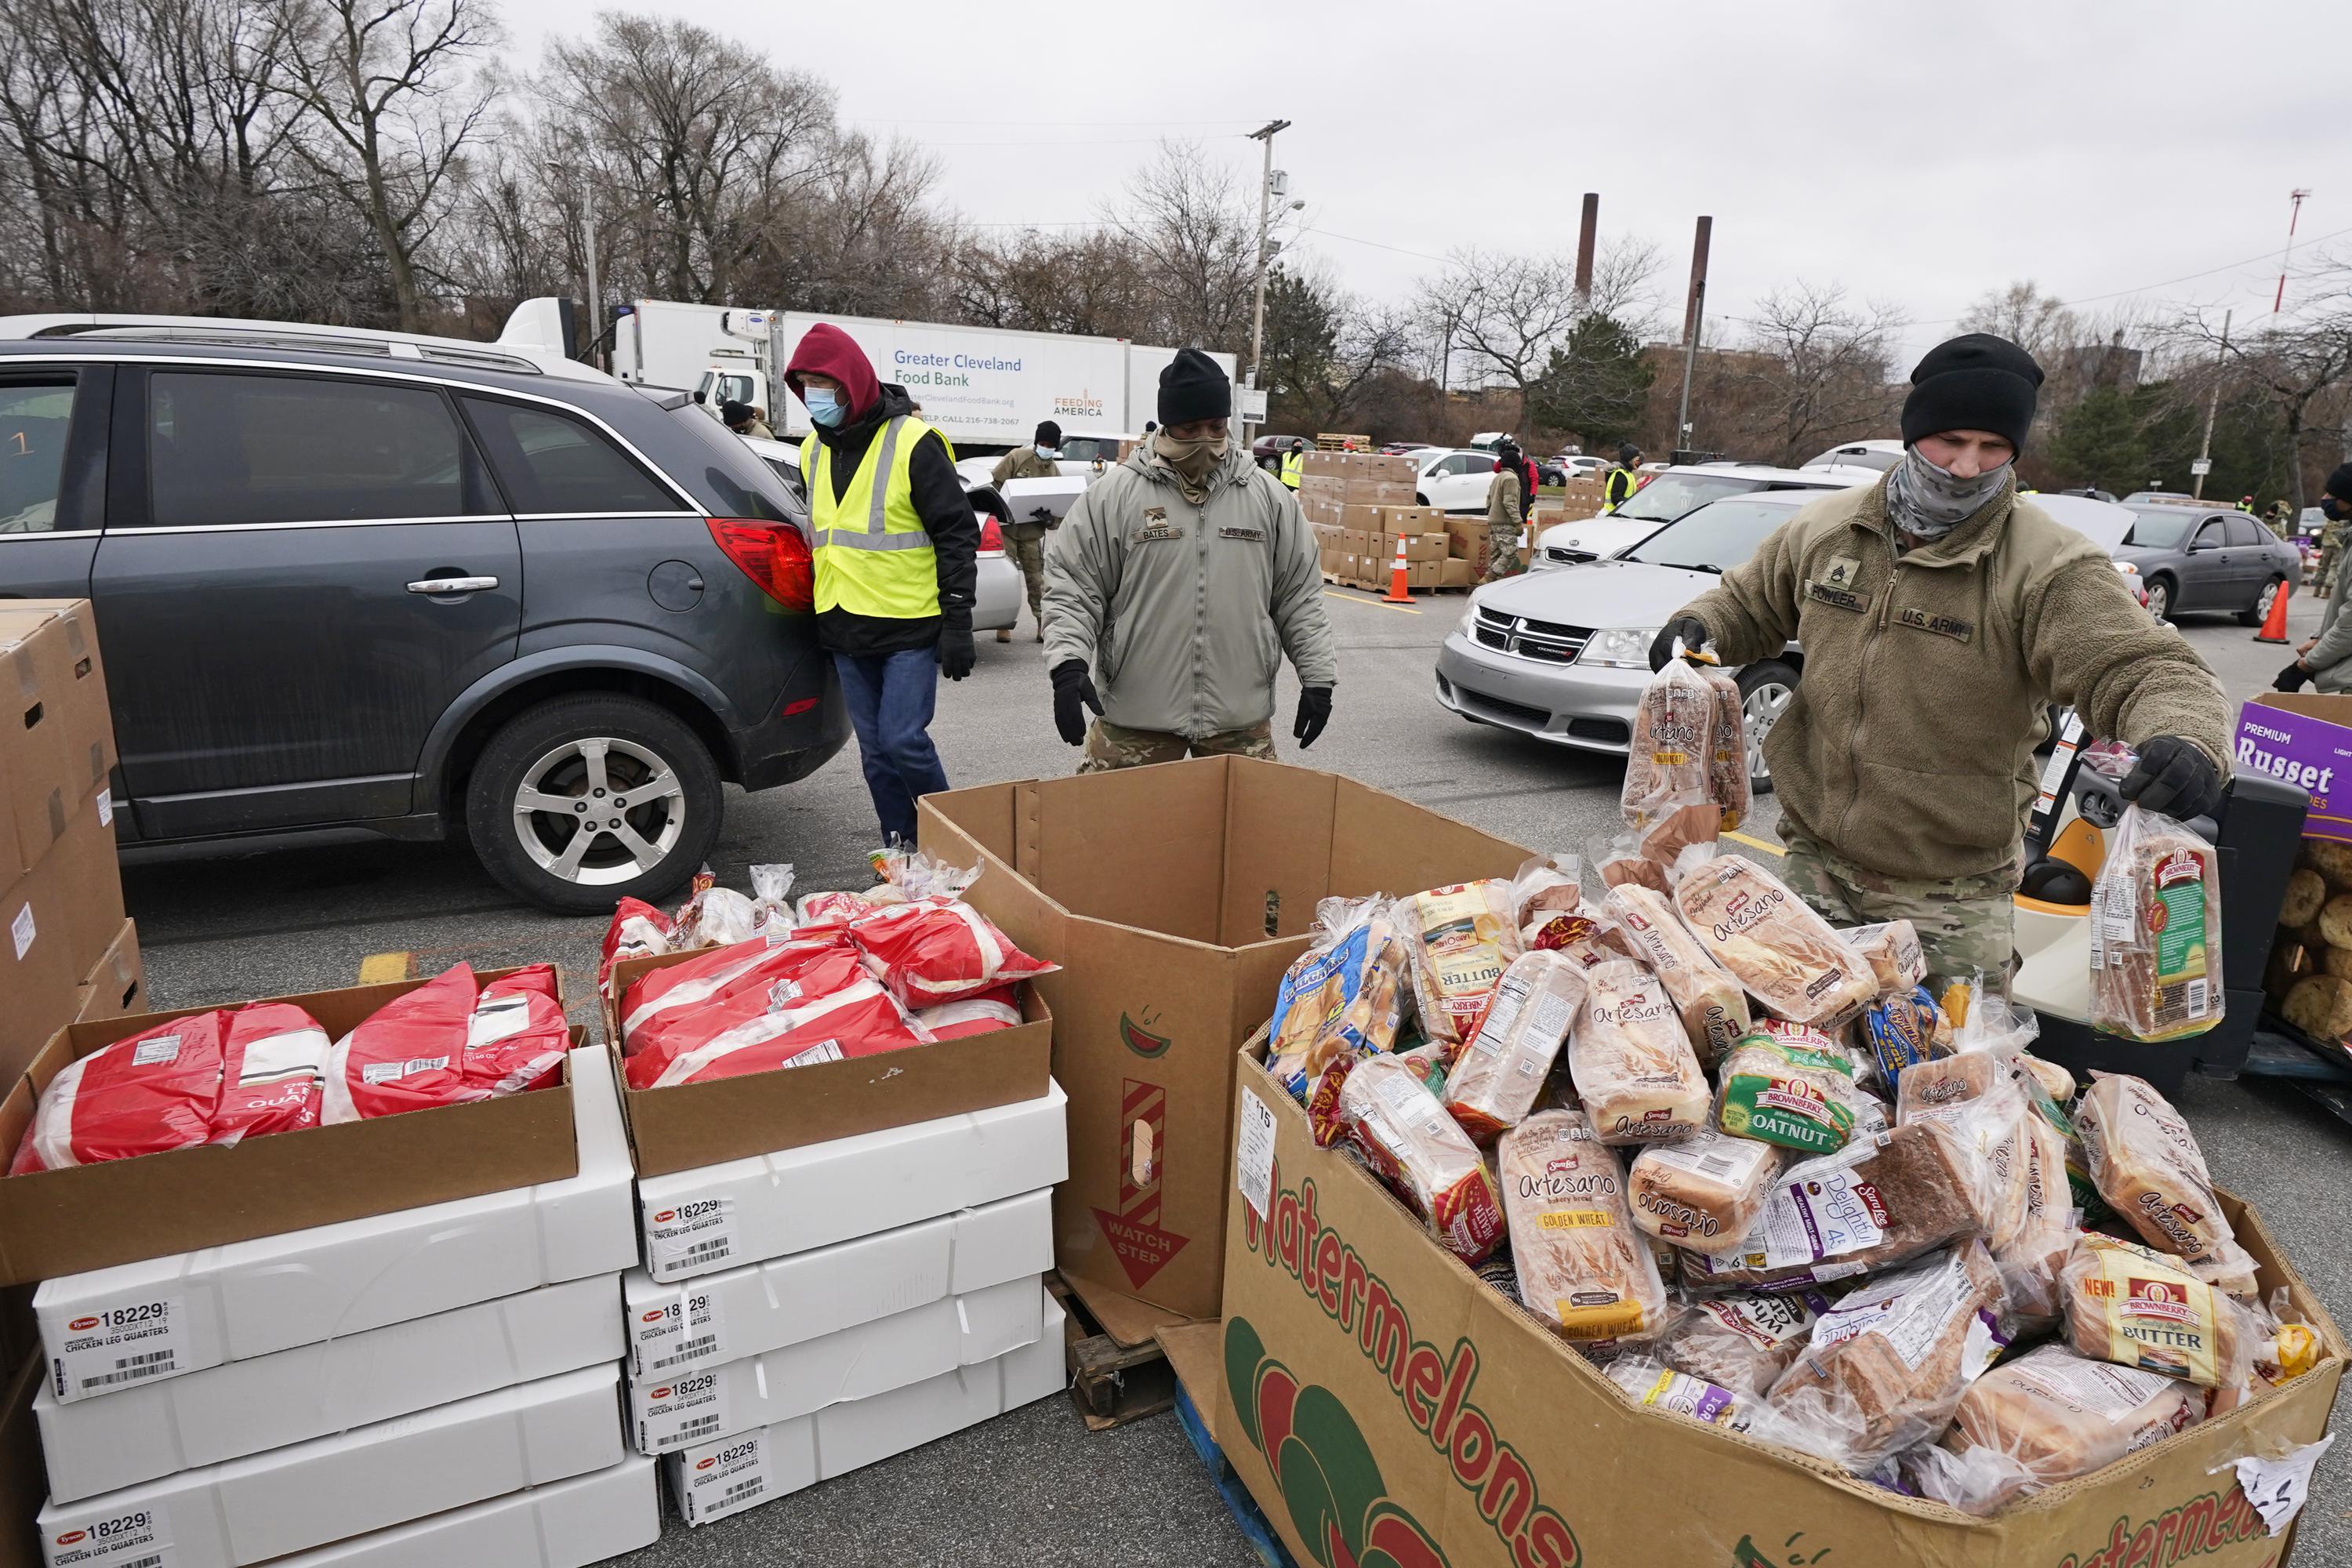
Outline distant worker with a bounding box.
[720,399,773,439]
[1485,444,1526,581]
[1280,437,1306,490]
[2317,498,2348,601]
[2278,468,2352,689]
[2238,495,2256,514]
[1604,443,1643,510]
[783,325,978,846]
[2269,499,2295,538]
[988,421,1064,644]
[1043,350,1336,771]
[1650,333,2230,990]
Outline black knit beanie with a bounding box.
[1900,333,2045,454]
[1157,349,1231,426]
[1035,419,1062,448]
[2325,463,2352,503]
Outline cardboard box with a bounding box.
[0,602,114,880]
[267,1458,659,1568]
[36,1364,624,1568]
[69,920,140,1025]
[1,1355,38,1568]
[0,866,78,1093]
[601,953,1053,1178]
[34,1047,633,1388]
[1340,528,1370,559]
[634,1080,1068,1283]
[2,970,584,1287]
[41,786,120,985]
[918,760,1530,1321]
[1377,532,1448,564]
[666,1292,1066,1527]
[1377,505,1443,533]
[37,1272,623,1501]
[1216,1043,2347,1568]
[630,1272,1043,1453]
[2238,695,2352,841]
[1439,557,1475,588]
[624,1186,1052,1379]
[1299,452,1414,484]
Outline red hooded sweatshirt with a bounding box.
[783,323,882,422]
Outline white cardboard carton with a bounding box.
[666,1290,1066,1526]
[624,1185,1052,1378]
[37,1364,625,1568]
[631,1272,1044,1453]
[270,1457,658,1568]
[636,1080,1067,1282]
[38,1273,623,1501]
[36,1048,635,1403]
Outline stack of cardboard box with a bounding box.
[8,986,656,1568]
[596,964,1069,1529]
[1296,453,1470,590]
[0,601,138,1085]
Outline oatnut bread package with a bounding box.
[1443,951,1588,1142]
[1569,959,1711,1147]
[1675,855,1877,1026]
[1714,1032,1868,1156]
[1498,1109,1670,1344]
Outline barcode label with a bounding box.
[1696,1152,1737,1178]
[639,1370,730,1452]
[683,1240,728,1261]
[652,1335,720,1370]
[2187,978,2210,1017]
[717,1479,764,1508]
[645,1196,740,1281]
[51,1297,190,1405]
[675,1416,721,1438]
[81,1352,176,1391]
[40,1500,174,1565]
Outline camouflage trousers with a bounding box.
[1486,521,1524,583]
[1778,831,2016,991]
[1005,524,1047,624]
[2316,545,2341,598]
[1079,717,1276,773]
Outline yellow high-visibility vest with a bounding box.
[1279,451,1303,489]
[800,416,942,618]
[1605,466,1639,508]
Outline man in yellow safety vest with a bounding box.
[1279,438,1305,490]
[785,324,979,846]
[1603,443,1643,510]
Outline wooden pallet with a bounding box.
[1047,1274,1179,1430]
[1173,1382,1299,1567]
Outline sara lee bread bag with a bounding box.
[1403,880,1523,1047]
[1674,855,1877,1025]
[1661,1289,1834,1396]
[1443,950,1586,1142]
[1337,1054,1505,1265]
[1922,1343,2205,1515]
[1569,959,1711,1146]
[2089,804,2224,1042]
[1601,884,1750,1065]
[2072,1072,2259,1295]
[1497,1109,1670,1344]
[1628,1126,1783,1257]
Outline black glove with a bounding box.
[2276,660,2313,693]
[938,624,975,681]
[1648,615,1710,672]
[1294,686,1333,750]
[2120,736,2227,822]
[1051,659,1102,746]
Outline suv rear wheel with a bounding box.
[466,693,721,913]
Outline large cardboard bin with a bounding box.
[920,757,1529,1321]
[1218,1041,2347,1568]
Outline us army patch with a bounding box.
[1896,607,1975,641]
[1218,526,1265,542]
[1805,579,1867,613]
[1820,554,1864,590]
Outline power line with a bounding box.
[851,116,1260,127]
[908,135,1236,149]
[1298,226,1450,265]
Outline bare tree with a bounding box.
[1417,237,1661,436]
[278,0,495,329]
[1102,141,1260,353]
[1730,281,1908,464]
[2172,267,2352,510]
[1958,280,2078,361]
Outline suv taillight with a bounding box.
[978,515,1005,555]
[707,518,815,612]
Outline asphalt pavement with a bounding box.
[118,582,2352,1566]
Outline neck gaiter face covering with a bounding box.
[1154,430,1229,503]
[1885,445,2009,539]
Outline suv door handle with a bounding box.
[407,575,500,594]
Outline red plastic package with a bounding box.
[321,965,479,1126]
[463,965,571,1098]
[627,977,933,1089]
[212,1003,330,1145]
[621,938,869,1069]
[847,897,1058,1007]
[619,936,858,1051]
[13,1012,230,1174]
[914,985,1022,1040]
[599,898,675,996]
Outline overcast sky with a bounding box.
[501,0,2350,370]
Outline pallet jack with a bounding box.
[2009,710,2352,1119]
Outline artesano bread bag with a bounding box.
[1569,959,1711,1147]
[1601,884,1750,1065]
[1497,1109,1670,1343]
[1627,1126,1782,1257]
[2072,1072,2259,1295]
[1675,855,1876,1025]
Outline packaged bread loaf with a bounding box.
[1858,985,1951,1086]
[1768,1240,2011,1468]
[1338,1054,1506,1264]
[1443,951,1587,1142]
[1897,1060,2034,1253]
[1844,920,1926,996]
[1621,656,1717,829]
[1715,1033,1867,1156]
[2089,805,2224,1042]
[1682,1119,1980,1291]
[1696,662,1751,833]
[2073,1073,2259,1295]
[1403,881,1523,1047]
[1628,1126,1783,1256]
[1997,1102,2078,1328]
[1569,959,1711,1146]
[1661,1289,1835,1396]
[1918,1342,2204,1515]
[1499,1109,1670,1343]
[1601,884,1750,1065]
[1675,855,1877,1025]
[1510,852,1584,927]
[1523,909,1622,967]
[2061,1232,2252,1390]
[1269,898,1409,1098]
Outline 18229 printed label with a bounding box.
[637,1368,731,1453]
[680,1430,772,1526]
[645,1195,740,1279]
[51,1296,190,1402]
[42,1498,174,1567]
[631,1285,729,1378]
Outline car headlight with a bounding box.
[2113,561,2138,575]
[1458,608,1478,639]
[1579,626,1657,668]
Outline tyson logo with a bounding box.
[695,1457,717,1471]
[653,1210,677,1224]
[68,1316,99,1331]
[54,1531,86,1545]
[651,1386,673,1399]
[641,1310,666,1324]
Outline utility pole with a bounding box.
[1674,216,1713,460]
[1244,118,1290,447]
[2193,308,2231,500]
[549,156,601,368]
[2274,189,2311,314]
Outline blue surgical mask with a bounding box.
[1036,445,1060,459]
[804,388,844,428]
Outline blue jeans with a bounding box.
[833,648,949,845]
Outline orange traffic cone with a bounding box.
[2255,578,2292,644]
[1383,534,1414,604]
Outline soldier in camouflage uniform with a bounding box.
[2316,514,2344,601]
[1484,461,1524,582]
[1778,831,2017,988]
[989,420,1063,641]
[1081,717,1276,771]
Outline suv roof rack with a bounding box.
[31,322,544,375]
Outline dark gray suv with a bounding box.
[0,317,848,912]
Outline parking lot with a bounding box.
[123,583,2352,1564]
